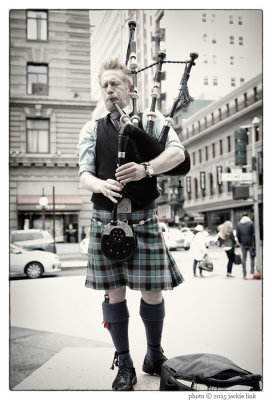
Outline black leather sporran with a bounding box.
[101,219,137,262]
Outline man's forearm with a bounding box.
[150,147,185,175]
[80,171,102,193]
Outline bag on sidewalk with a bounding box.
[159,353,262,391]
[198,254,213,272]
[234,248,242,265]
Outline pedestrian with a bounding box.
[236,213,255,279]
[218,221,238,278]
[77,58,186,391]
[189,224,207,277]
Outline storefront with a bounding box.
[17,195,83,243]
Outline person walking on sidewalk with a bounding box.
[77,59,186,391]
[218,221,238,278]
[189,225,207,277]
[236,213,255,279]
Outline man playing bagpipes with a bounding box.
[77,22,197,390]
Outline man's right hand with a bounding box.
[99,179,124,203]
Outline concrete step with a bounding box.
[13,347,160,391]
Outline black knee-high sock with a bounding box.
[102,299,133,368]
[139,298,165,361]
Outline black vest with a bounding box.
[91,115,160,211]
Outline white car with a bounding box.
[80,237,89,255]
[9,243,62,279]
[164,227,186,251]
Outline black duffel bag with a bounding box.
[160,353,262,391]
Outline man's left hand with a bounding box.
[115,162,146,184]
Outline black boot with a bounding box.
[142,351,167,376]
[111,351,137,391]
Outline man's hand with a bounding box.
[99,179,124,203]
[115,162,146,184]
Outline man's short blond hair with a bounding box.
[98,58,133,86]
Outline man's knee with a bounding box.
[141,290,162,305]
[105,286,126,303]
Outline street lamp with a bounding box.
[39,188,48,230]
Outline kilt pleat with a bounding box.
[85,208,184,291]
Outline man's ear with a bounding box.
[129,84,134,95]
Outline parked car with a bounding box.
[10,229,56,253]
[9,243,61,279]
[179,227,194,250]
[80,237,89,255]
[164,227,187,251]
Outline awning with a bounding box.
[183,211,205,222]
[18,195,82,205]
[17,195,83,211]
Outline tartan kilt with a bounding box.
[85,208,184,291]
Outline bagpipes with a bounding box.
[113,20,198,177]
[101,21,198,262]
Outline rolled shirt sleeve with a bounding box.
[77,120,97,176]
[142,108,185,151]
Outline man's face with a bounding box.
[100,70,134,112]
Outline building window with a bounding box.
[226,103,230,115]
[244,92,248,106]
[202,13,206,22]
[238,16,243,25]
[235,98,238,111]
[211,113,214,124]
[239,36,243,45]
[231,77,236,87]
[203,33,207,42]
[192,152,196,166]
[218,108,222,120]
[240,77,245,85]
[192,124,195,135]
[204,76,208,85]
[198,120,201,131]
[226,167,232,192]
[227,136,231,152]
[27,63,48,95]
[213,76,218,86]
[255,126,260,142]
[254,86,258,101]
[212,143,215,158]
[212,55,217,64]
[194,178,198,199]
[219,139,223,155]
[229,15,234,24]
[203,54,208,64]
[230,36,234,45]
[205,146,208,161]
[204,116,207,128]
[212,34,216,44]
[230,56,234,65]
[209,173,214,196]
[199,149,202,163]
[27,10,48,41]
[26,119,49,153]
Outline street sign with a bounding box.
[221,172,252,182]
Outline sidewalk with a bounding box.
[10,266,262,391]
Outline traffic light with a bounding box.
[234,129,248,166]
[232,185,249,200]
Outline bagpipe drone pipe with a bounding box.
[113,20,198,177]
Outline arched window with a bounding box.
[194,178,198,199]
[209,173,214,196]
[226,167,232,192]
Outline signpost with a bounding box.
[221,172,252,182]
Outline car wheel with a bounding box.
[25,262,44,279]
